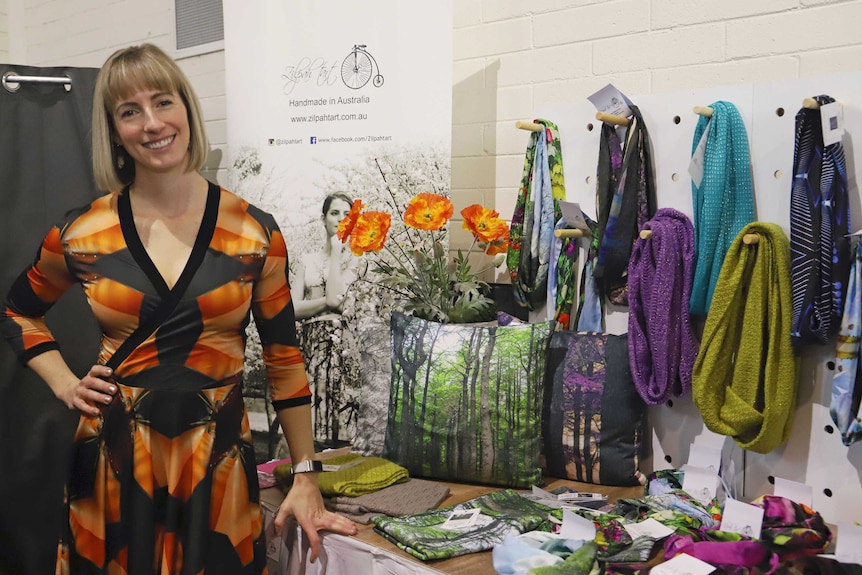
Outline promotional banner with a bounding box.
[223,1,453,452]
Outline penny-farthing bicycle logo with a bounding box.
[341,44,384,89]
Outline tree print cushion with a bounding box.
[383,311,553,488]
[543,331,647,486]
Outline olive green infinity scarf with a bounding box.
[692,222,799,454]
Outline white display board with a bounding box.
[534,71,862,524]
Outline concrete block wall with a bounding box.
[0,0,8,63]
[8,0,862,256]
[452,0,862,243]
[7,0,226,183]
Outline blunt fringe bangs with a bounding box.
[92,44,209,192]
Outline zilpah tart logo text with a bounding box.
[282,44,384,95]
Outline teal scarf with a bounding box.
[690,101,756,316]
[692,222,799,454]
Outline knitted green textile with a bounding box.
[275,453,408,497]
[692,222,799,454]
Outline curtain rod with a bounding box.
[3,71,72,93]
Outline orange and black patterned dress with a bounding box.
[0,182,310,574]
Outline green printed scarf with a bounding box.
[508,119,566,309]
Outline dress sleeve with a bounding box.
[1,226,77,364]
[252,224,312,409]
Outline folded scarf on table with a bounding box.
[830,238,862,446]
[594,105,656,305]
[692,222,799,454]
[324,478,450,524]
[790,94,851,345]
[690,101,756,316]
[274,453,408,497]
[662,495,831,575]
[628,208,699,405]
[508,119,565,310]
[372,489,554,561]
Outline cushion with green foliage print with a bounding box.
[382,311,553,488]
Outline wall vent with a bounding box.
[175,0,224,51]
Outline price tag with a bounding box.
[651,553,716,575]
[689,121,711,189]
[624,518,675,540]
[687,444,722,473]
[681,464,718,504]
[836,522,862,565]
[772,477,813,508]
[821,101,845,147]
[558,201,591,233]
[587,83,632,119]
[320,459,363,472]
[560,508,597,541]
[440,508,482,531]
[720,498,764,539]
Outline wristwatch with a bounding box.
[290,459,324,474]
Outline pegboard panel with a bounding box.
[528,72,862,524]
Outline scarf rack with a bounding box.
[640,227,760,245]
[595,111,630,126]
[515,120,543,132]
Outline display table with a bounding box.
[260,478,645,575]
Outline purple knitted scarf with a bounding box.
[627,208,699,404]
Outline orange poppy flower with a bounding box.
[348,211,391,256]
[461,204,509,243]
[403,193,454,231]
[337,199,364,242]
[484,235,509,256]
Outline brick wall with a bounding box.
[10,0,862,250]
[453,0,862,237]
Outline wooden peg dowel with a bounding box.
[554,229,584,238]
[515,120,544,132]
[639,229,653,240]
[693,105,714,117]
[743,234,760,245]
[802,97,820,110]
[595,111,630,127]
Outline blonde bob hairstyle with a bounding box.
[92,43,209,192]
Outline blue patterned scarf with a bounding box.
[830,238,862,446]
[790,94,851,345]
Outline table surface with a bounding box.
[261,477,646,574]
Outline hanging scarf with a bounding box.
[575,220,604,332]
[830,238,862,446]
[628,208,699,405]
[692,222,799,454]
[594,105,656,305]
[507,119,565,310]
[550,214,597,330]
[790,94,851,345]
[690,101,756,316]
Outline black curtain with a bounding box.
[0,65,102,575]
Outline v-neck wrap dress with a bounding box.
[0,181,310,574]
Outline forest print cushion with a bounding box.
[543,331,647,486]
[382,311,553,488]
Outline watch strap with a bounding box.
[291,459,324,474]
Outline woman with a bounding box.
[0,44,355,573]
[291,193,360,448]
[292,192,358,320]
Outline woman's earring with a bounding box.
[115,145,125,170]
